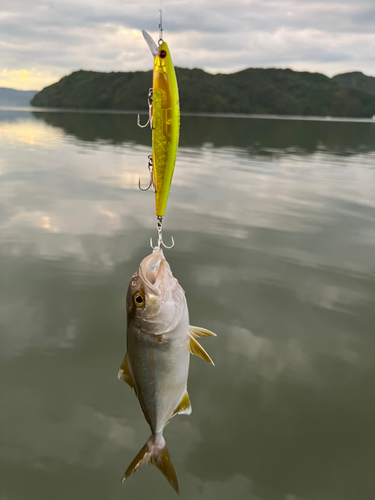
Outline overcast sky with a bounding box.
[1,0,375,90]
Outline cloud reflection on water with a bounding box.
[1,111,375,500]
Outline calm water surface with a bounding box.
[1,110,375,500]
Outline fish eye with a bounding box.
[133,292,145,307]
[159,50,167,59]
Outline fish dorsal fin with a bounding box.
[188,334,215,366]
[189,325,217,339]
[118,352,135,389]
[173,391,192,417]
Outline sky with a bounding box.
[1,0,375,91]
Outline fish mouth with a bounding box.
[139,249,168,294]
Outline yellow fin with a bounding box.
[118,353,135,389]
[122,433,179,494]
[188,335,215,366]
[152,445,179,494]
[189,325,217,339]
[173,391,192,417]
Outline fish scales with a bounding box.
[127,312,190,433]
[119,249,216,493]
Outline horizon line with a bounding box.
[2,66,374,93]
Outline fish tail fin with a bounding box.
[122,433,179,494]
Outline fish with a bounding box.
[141,26,180,218]
[118,249,215,493]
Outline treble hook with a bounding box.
[150,216,175,250]
[137,88,153,128]
[138,155,155,192]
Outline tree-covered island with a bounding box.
[31,68,375,118]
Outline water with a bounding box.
[1,109,375,500]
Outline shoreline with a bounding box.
[1,106,375,123]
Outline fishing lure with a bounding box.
[138,11,180,249]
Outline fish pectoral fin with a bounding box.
[173,391,192,417]
[189,325,217,338]
[118,352,135,389]
[188,335,215,366]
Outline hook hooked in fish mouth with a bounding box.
[138,251,163,292]
[150,216,174,251]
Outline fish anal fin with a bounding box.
[173,391,192,417]
[188,335,215,366]
[189,325,217,339]
[118,352,135,389]
[123,434,179,494]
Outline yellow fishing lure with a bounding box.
[138,14,180,223]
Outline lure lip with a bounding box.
[142,30,159,57]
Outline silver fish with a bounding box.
[118,249,215,493]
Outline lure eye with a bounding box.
[133,292,145,307]
[159,50,167,59]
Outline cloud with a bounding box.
[0,68,58,91]
[1,1,375,88]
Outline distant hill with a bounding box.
[0,88,38,107]
[332,72,375,97]
[31,68,375,118]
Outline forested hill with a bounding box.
[31,67,375,118]
[332,71,375,97]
